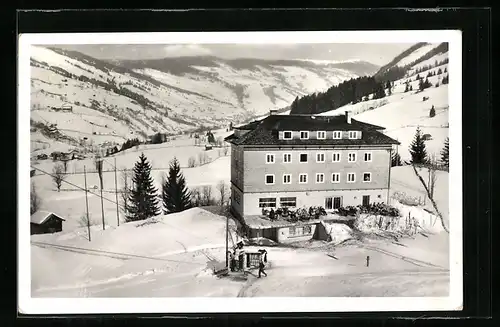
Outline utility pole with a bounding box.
[84,165,91,242]
[97,157,105,230]
[114,157,119,226]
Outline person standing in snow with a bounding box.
[258,251,267,278]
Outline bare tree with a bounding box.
[30,181,41,214]
[191,187,202,207]
[120,169,132,214]
[201,185,213,206]
[216,180,228,209]
[52,163,66,192]
[428,154,438,199]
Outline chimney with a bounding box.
[345,111,351,124]
[269,109,278,116]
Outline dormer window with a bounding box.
[283,131,292,140]
[317,131,326,139]
[348,131,359,139]
[300,131,309,139]
[333,131,342,139]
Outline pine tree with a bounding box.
[391,151,402,167]
[126,153,160,222]
[373,83,386,99]
[441,137,449,168]
[409,127,428,165]
[418,78,425,91]
[404,81,410,93]
[385,80,392,95]
[429,105,436,117]
[162,157,192,214]
[424,77,432,88]
[409,84,413,91]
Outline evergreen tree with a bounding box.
[409,84,413,91]
[385,80,392,95]
[418,78,425,91]
[391,151,403,167]
[373,83,386,99]
[429,105,436,117]
[409,127,428,165]
[440,137,449,168]
[444,67,447,73]
[162,157,192,213]
[126,153,160,222]
[404,81,409,93]
[207,131,215,144]
[424,77,432,88]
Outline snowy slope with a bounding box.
[318,51,449,162]
[29,46,378,154]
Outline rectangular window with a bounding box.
[289,226,296,235]
[332,152,341,162]
[283,174,292,184]
[300,131,309,139]
[316,152,325,163]
[333,131,342,139]
[316,173,325,183]
[280,197,297,207]
[348,152,357,162]
[349,131,358,139]
[363,172,372,182]
[317,131,326,139]
[265,174,275,185]
[300,153,308,162]
[266,153,275,164]
[283,153,292,163]
[347,173,356,183]
[331,173,340,183]
[283,131,292,140]
[325,197,333,210]
[333,197,342,209]
[259,198,276,208]
[299,173,308,184]
[364,152,372,162]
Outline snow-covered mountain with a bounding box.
[29,46,378,153]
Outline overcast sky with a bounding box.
[55,43,414,66]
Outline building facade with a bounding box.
[225,112,400,218]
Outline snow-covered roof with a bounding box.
[30,210,65,225]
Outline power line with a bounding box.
[30,165,123,208]
[31,241,206,266]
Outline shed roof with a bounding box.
[30,211,65,225]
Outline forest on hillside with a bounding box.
[289,42,449,115]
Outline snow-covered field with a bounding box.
[31,205,449,298]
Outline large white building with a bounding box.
[224,111,400,219]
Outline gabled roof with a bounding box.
[225,114,400,146]
[30,211,65,225]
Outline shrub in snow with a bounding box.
[187,156,196,168]
[391,191,424,207]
